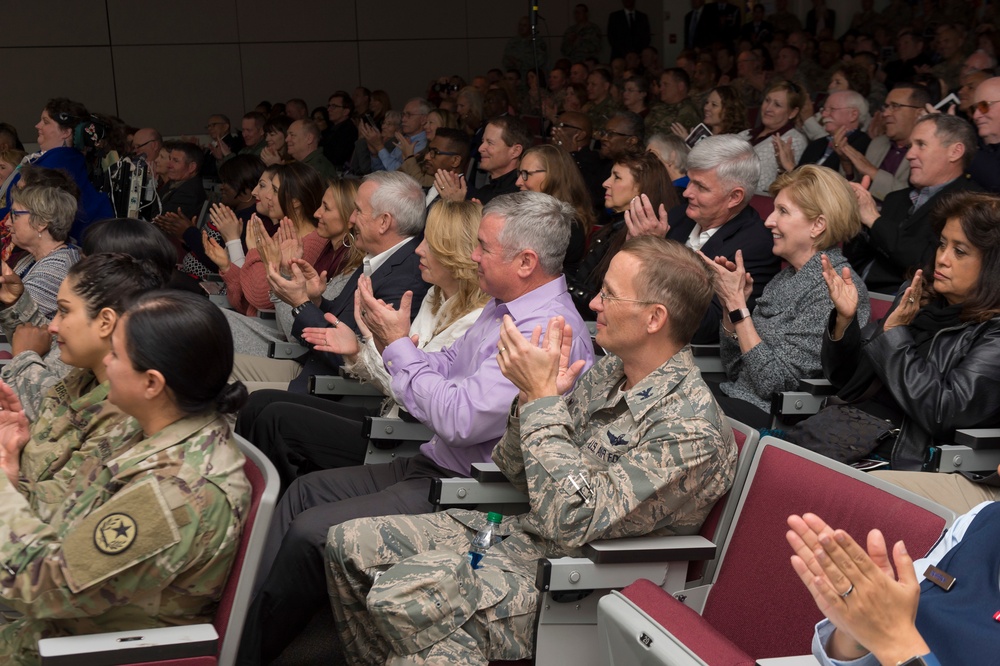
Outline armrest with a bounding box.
[363,416,433,442]
[471,462,509,482]
[208,293,233,310]
[309,374,384,397]
[689,344,720,357]
[797,378,836,396]
[431,476,529,507]
[935,444,1000,473]
[770,391,825,418]
[257,310,277,320]
[954,428,1000,450]
[755,657,821,665]
[39,624,217,666]
[202,273,224,283]
[583,535,717,564]
[690,344,723,375]
[268,341,308,359]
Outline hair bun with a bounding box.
[215,381,249,414]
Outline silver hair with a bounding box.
[364,171,426,236]
[833,90,870,127]
[647,133,690,173]
[408,98,433,115]
[12,185,77,242]
[686,134,760,195]
[483,191,571,276]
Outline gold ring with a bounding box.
[499,347,507,354]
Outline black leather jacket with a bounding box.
[823,299,1000,471]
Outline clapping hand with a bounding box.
[700,250,752,310]
[849,175,880,229]
[434,169,467,202]
[395,132,417,159]
[0,262,25,307]
[496,315,586,404]
[356,274,412,353]
[275,217,304,273]
[773,134,796,173]
[209,203,243,242]
[883,271,923,333]
[0,382,30,486]
[624,193,670,239]
[301,311,362,359]
[670,122,689,139]
[786,513,928,664]
[202,231,230,272]
[821,253,858,340]
[11,324,51,357]
[153,208,195,239]
[359,120,385,153]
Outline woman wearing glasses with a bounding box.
[514,144,595,273]
[702,165,869,428]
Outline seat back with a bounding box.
[870,291,895,322]
[748,194,774,220]
[685,417,759,584]
[700,437,954,659]
[216,435,280,665]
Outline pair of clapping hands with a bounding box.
[0,263,51,358]
[299,275,586,403]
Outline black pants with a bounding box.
[705,379,772,430]
[236,389,378,493]
[235,454,459,666]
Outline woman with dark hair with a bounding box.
[671,85,749,140]
[261,115,292,166]
[208,178,363,357]
[0,98,113,241]
[219,162,327,315]
[200,155,267,270]
[0,288,249,663]
[81,218,177,284]
[567,150,677,316]
[802,191,1000,471]
[515,144,596,273]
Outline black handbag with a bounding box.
[785,404,898,464]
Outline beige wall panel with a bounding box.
[3,48,117,141]
[236,0,357,42]
[240,42,361,113]
[4,1,110,47]
[356,0,467,41]
[112,45,244,136]
[357,40,464,107]
[106,0,238,45]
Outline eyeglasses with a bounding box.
[426,147,460,157]
[882,101,923,112]
[517,169,546,181]
[972,99,1000,114]
[820,106,848,113]
[327,103,346,109]
[554,122,585,132]
[596,129,635,139]
[133,139,157,150]
[597,289,660,306]
[9,210,31,219]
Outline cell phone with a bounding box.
[362,112,376,127]
[934,93,960,111]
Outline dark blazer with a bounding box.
[158,176,207,220]
[684,7,712,49]
[667,203,782,344]
[289,235,429,392]
[798,129,871,172]
[607,9,651,59]
[844,176,982,294]
[701,1,742,47]
[805,8,836,35]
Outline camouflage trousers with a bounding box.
[0,614,65,665]
[325,509,545,665]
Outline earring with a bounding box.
[343,231,355,249]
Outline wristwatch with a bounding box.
[291,302,309,317]
[897,657,932,666]
[728,307,751,323]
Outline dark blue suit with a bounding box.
[288,235,429,392]
[667,203,781,344]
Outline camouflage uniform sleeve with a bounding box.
[1,351,68,423]
[0,292,48,341]
[490,399,529,492]
[517,395,733,549]
[0,470,235,620]
[578,24,602,60]
[678,101,703,134]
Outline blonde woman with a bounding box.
[237,200,489,486]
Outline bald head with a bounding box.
[973,77,1000,144]
[132,128,162,162]
[553,111,592,152]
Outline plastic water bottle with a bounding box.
[467,512,503,569]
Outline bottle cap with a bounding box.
[486,512,503,524]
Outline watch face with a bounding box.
[900,658,929,666]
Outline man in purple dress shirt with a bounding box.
[236,191,595,665]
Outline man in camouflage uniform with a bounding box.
[325,237,738,665]
[0,408,248,665]
[584,69,621,134]
[561,3,602,63]
[646,68,702,138]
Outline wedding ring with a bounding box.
[499,346,507,354]
[907,297,915,304]
[361,309,368,318]
[840,583,854,598]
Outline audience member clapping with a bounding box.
[740,80,807,195]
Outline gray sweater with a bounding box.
[719,248,870,411]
